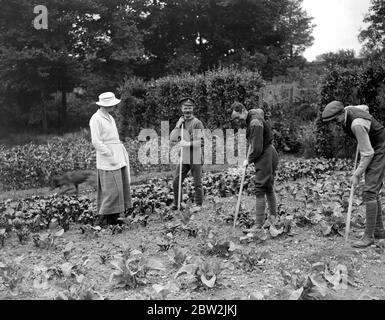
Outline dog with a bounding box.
[50,170,96,196]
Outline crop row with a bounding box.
[0,157,354,243]
[0,132,353,192]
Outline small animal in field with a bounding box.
[50,170,96,196]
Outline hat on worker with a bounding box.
[96,92,121,107]
[231,101,246,120]
[255,108,265,119]
[179,97,196,106]
[322,101,345,122]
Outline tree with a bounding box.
[0,0,96,133]
[278,0,314,59]
[359,0,385,53]
[0,0,144,133]
[133,0,315,79]
[75,0,145,98]
[315,50,360,68]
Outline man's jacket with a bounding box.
[246,109,273,163]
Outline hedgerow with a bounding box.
[317,59,385,158]
[117,67,264,138]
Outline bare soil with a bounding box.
[1,183,385,300]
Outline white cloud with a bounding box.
[302,0,371,61]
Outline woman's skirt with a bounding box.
[96,166,132,216]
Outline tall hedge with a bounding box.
[117,68,265,137]
[316,60,385,159]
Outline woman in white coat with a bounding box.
[89,92,132,225]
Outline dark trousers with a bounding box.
[253,145,279,196]
[173,164,203,206]
[364,142,385,202]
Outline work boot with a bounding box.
[352,234,375,248]
[96,215,108,227]
[352,201,377,248]
[107,213,119,225]
[374,199,385,239]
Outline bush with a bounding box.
[269,103,301,154]
[262,66,324,155]
[297,122,318,159]
[117,67,264,137]
[118,66,332,157]
[0,131,173,192]
[316,58,385,158]
[0,138,95,191]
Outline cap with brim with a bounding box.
[322,101,344,122]
[179,97,196,106]
[96,92,121,107]
[231,110,239,121]
[255,108,264,119]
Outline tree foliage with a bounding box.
[118,67,264,137]
[0,0,94,132]
[316,58,385,159]
[0,0,315,134]
[315,50,360,69]
[359,0,385,53]
[0,0,144,133]
[134,0,314,79]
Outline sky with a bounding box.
[302,0,371,61]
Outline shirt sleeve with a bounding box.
[248,121,264,163]
[351,118,374,177]
[89,116,113,156]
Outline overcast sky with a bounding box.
[302,0,371,61]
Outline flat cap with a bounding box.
[322,101,344,122]
[255,108,265,119]
[179,97,196,106]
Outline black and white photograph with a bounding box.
[0,0,385,305]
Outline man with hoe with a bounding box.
[170,97,205,210]
[231,102,279,230]
[322,101,385,248]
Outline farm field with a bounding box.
[1,158,385,300]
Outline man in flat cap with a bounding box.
[170,97,205,209]
[322,101,385,248]
[231,102,279,230]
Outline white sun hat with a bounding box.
[96,92,121,107]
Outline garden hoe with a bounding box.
[233,145,252,229]
[345,146,359,246]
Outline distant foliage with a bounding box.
[316,58,385,158]
[359,0,385,52]
[118,68,264,137]
[296,122,318,159]
[315,50,360,68]
[0,138,95,191]
[263,66,324,155]
[0,132,167,192]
